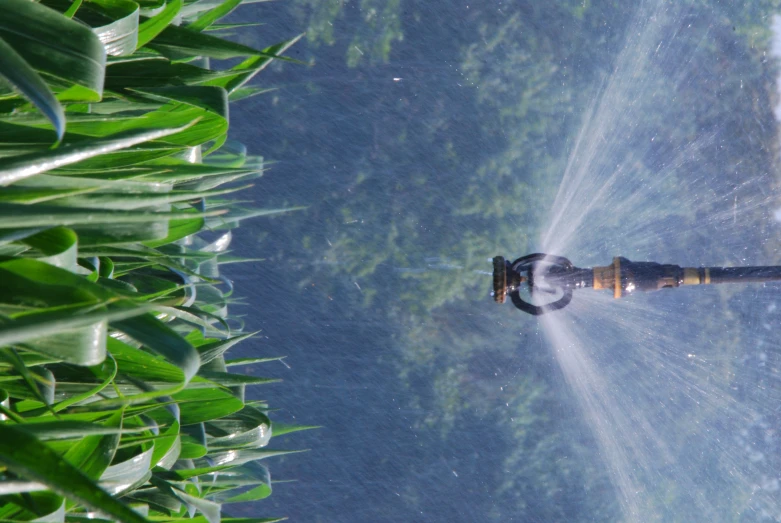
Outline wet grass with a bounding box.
[0,1,306,522]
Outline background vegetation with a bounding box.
[0,1,304,522]
[234,0,781,520]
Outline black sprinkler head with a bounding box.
[492,256,525,304]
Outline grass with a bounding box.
[0,1,308,521]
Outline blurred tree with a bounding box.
[234,0,781,519]
[289,0,403,66]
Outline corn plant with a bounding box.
[0,1,309,522]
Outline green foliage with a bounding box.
[289,0,403,67]
[253,0,781,519]
[0,1,301,522]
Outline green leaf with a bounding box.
[0,348,53,406]
[142,214,204,248]
[168,486,220,523]
[178,439,207,460]
[0,258,138,365]
[0,185,99,206]
[1,0,106,102]
[204,448,303,467]
[22,227,79,271]
[0,423,150,523]
[89,0,141,57]
[16,421,141,441]
[108,337,184,384]
[0,491,63,520]
[195,332,256,366]
[150,420,181,469]
[228,86,275,103]
[0,203,222,229]
[205,22,264,33]
[23,101,228,149]
[270,423,320,438]
[223,483,271,503]
[202,35,303,94]
[137,0,182,48]
[205,405,271,449]
[0,122,197,186]
[51,356,117,412]
[186,0,242,32]
[51,183,245,211]
[99,445,154,496]
[195,372,278,387]
[131,86,228,119]
[105,58,225,90]
[206,206,304,230]
[62,410,122,480]
[42,0,142,57]
[113,314,200,384]
[0,37,64,142]
[224,356,285,367]
[0,316,108,366]
[64,0,84,18]
[147,23,297,61]
[136,159,256,185]
[173,387,243,425]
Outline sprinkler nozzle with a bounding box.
[493,253,781,315]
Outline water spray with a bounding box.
[493,253,781,315]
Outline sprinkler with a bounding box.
[493,253,781,315]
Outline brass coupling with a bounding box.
[593,257,622,299]
[682,267,711,286]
